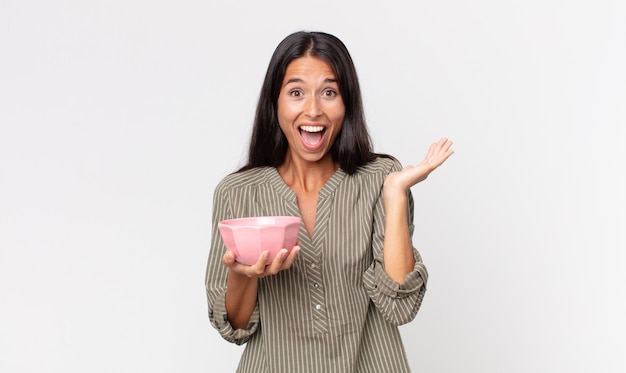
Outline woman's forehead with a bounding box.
[282,56,336,84]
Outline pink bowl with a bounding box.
[218,216,301,265]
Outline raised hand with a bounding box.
[383,138,454,197]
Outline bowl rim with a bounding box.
[218,215,301,228]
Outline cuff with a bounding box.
[209,288,260,345]
[374,249,428,298]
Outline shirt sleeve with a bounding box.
[205,180,260,345]
[362,162,429,326]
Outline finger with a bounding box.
[426,138,454,163]
[266,249,288,274]
[248,251,269,277]
[222,251,236,267]
[425,141,438,159]
[431,138,450,156]
[439,139,454,159]
[281,245,301,269]
[440,138,453,153]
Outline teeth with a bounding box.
[300,125,324,133]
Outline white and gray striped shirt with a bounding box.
[205,157,428,372]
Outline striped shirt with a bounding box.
[205,157,428,372]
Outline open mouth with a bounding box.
[298,125,326,147]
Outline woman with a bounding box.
[205,31,453,372]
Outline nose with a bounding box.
[304,96,322,118]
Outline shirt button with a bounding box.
[315,304,322,310]
[313,282,319,288]
[310,263,317,269]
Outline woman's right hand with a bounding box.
[223,246,300,328]
[222,246,301,278]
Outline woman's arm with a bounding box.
[381,138,454,282]
[381,190,415,283]
[361,138,453,325]
[223,247,300,329]
[205,180,301,340]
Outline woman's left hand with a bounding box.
[383,137,454,196]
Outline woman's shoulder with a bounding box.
[356,155,402,175]
[215,167,272,192]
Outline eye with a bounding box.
[289,89,303,97]
[322,89,338,97]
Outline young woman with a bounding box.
[205,31,453,372]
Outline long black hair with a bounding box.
[239,31,383,175]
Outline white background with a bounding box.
[1,1,625,372]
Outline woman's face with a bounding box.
[277,56,345,165]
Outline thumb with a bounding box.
[222,251,236,266]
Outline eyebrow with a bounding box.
[284,77,338,86]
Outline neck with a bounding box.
[277,154,337,193]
